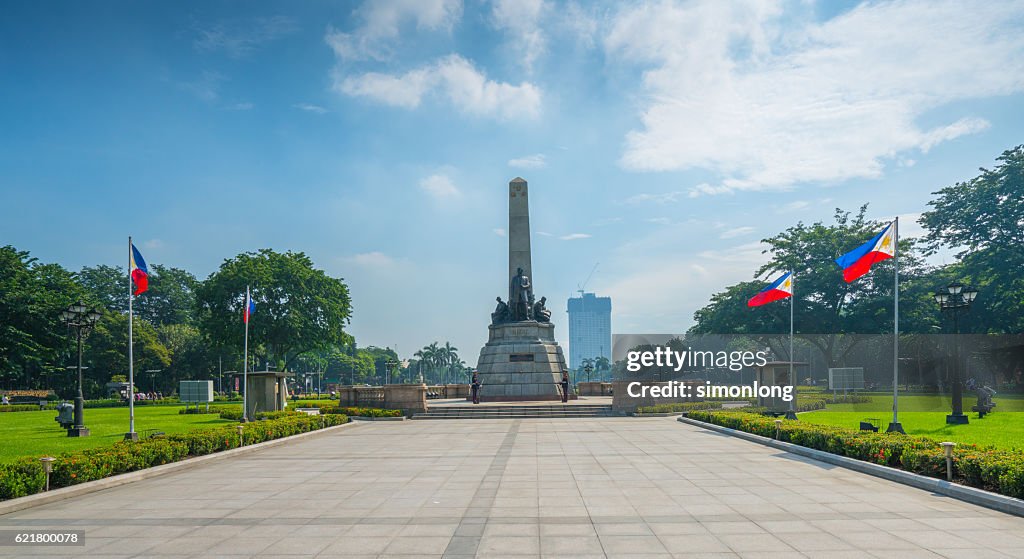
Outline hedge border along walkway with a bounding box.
[0,413,351,506]
[682,410,1024,514]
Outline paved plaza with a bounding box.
[2,417,1024,558]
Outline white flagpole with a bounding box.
[243,286,250,423]
[888,218,904,433]
[127,237,136,440]
[787,272,797,419]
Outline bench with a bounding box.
[972,402,996,418]
[859,418,880,432]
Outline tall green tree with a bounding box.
[195,249,352,370]
[690,207,935,366]
[81,312,170,398]
[0,246,85,390]
[921,145,1024,333]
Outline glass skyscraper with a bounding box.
[566,292,612,372]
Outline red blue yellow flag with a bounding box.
[129,244,149,296]
[835,222,895,283]
[748,271,793,307]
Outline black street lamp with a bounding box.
[584,363,593,383]
[934,282,979,425]
[59,302,102,437]
[384,359,399,385]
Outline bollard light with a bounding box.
[941,442,956,482]
[774,419,783,440]
[40,457,55,491]
[237,424,245,447]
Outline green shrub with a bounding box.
[0,405,45,413]
[686,410,1024,499]
[320,406,402,418]
[635,402,723,414]
[0,414,349,500]
[0,459,46,499]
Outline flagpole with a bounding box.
[786,272,797,420]
[243,286,250,423]
[887,218,905,433]
[126,237,137,441]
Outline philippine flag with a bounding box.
[835,222,896,283]
[130,243,149,296]
[243,287,255,324]
[748,272,793,307]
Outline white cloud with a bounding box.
[605,0,1024,195]
[719,226,755,239]
[347,251,399,268]
[142,239,164,250]
[419,173,460,198]
[508,154,546,169]
[537,231,554,237]
[493,228,506,237]
[193,15,299,57]
[325,0,462,62]
[778,200,810,213]
[490,0,547,72]
[293,103,328,114]
[177,70,224,102]
[560,233,591,240]
[226,102,254,111]
[336,54,542,120]
[645,217,671,225]
[626,191,683,204]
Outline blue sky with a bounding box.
[2,0,1023,362]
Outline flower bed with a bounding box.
[686,410,1024,499]
[0,414,348,501]
[635,402,723,414]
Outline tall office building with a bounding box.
[567,292,612,372]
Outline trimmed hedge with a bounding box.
[687,410,1024,499]
[0,405,45,413]
[635,402,723,414]
[326,406,402,418]
[183,405,402,420]
[0,414,349,501]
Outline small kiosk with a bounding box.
[245,371,293,419]
[755,361,807,417]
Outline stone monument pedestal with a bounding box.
[476,321,569,402]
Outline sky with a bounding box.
[2,0,1023,364]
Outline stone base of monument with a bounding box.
[475,321,570,402]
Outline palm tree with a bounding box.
[443,342,458,384]
[595,356,611,380]
[580,358,595,382]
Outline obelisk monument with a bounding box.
[508,177,532,286]
[474,177,569,401]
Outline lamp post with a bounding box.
[384,359,399,386]
[934,282,978,425]
[145,369,161,394]
[59,302,102,437]
[584,363,593,383]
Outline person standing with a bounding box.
[471,372,482,404]
[560,371,570,403]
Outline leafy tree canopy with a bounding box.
[195,249,352,370]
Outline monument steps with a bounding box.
[411,404,620,419]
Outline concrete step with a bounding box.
[411,404,619,420]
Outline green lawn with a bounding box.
[0,405,235,463]
[800,409,1024,451]
[808,391,1024,412]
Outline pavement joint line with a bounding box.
[0,421,364,518]
[441,419,521,559]
[676,415,1024,518]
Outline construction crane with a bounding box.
[577,263,599,297]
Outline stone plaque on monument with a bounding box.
[475,177,569,401]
